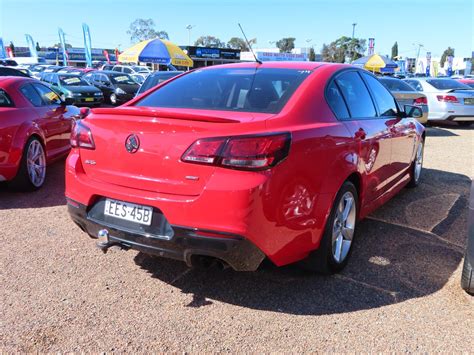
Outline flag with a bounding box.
[103,49,110,64]
[82,23,93,68]
[6,46,13,58]
[25,34,38,58]
[114,48,120,63]
[58,28,68,66]
[368,38,375,56]
[65,50,70,65]
[0,38,6,59]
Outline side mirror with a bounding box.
[63,97,75,106]
[404,105,423,119]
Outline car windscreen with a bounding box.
[109,74,137,85]
[379,78,415,92]
[426,79,471,90]
[59,75,90,86]
[135,68,312,113]
[133,66,150,73]
[138,73,182,94]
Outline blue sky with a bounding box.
[0,0,473,58]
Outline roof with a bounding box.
[199,61,327,71]
[0,76,35,88]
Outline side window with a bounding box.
[335,71,377,118]
[32,83,62,106]
[124,67,132,74]
[0,89,14,107]
[113,67,121,72]
[326,81,350,119]
[20,84,43,107]
[43,74,51,83]
[405,80,423,91]
[361,73,398,117]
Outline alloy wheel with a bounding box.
[414,142,423,183]
[332,191,356,263]
[26,140,46,187]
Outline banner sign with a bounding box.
[368,38,375,55]
[447,55,454,76]
[426,52,431,77]
[0,38,6,59]
[25,34,38,58]
[256,51,307,62]
[82,23,93,67]
[433,61,439,77]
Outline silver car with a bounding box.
[404,78,474,126]
[379,77,429,124]
[462,181,474,295]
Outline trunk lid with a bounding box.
[79,107,271,196]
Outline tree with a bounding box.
[321,36,366,63]
[440,47,455,67]
[391,41,398,60]
[194,36,225,48]
[227,37,256,51]
[127,18,169,43]
[308,47,316,61]
[276,37,295,53]
[35,42,41,52]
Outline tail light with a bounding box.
[437,95,459,103]
[70,120,95,149]
[413,97,427,105]
[182,133,291,170]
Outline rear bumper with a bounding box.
[68,199,265,271]
[428,104,474,121]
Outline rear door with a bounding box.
[31,83,72,157]
[361,72,416,176]
[331,70,393,202]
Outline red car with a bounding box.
[458,78,474,88]
[66,62,425,273]
[0,77,79,190]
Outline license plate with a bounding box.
[464,98,474,105]
[104,199,153,226]
[85,97,94,102]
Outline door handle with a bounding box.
[355,128,366,140]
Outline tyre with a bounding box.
[301,181,358,274]
[10,137,47,191]
[110,93,118,105]
[407,139,424,188]
[461,254,474,295]
[458,122,473,127]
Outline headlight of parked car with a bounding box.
[115,87,126,95]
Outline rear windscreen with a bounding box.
[138,73,182,94]
[426,79,471,90]
[135,68,312,113]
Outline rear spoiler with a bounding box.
[90,107,240,124]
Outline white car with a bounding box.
[112,65,151,77]
[404,78,474,126]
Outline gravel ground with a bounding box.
[1,123,473,352]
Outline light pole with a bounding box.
[186,25,195,46]
[413,42,424,73]
[350,23,357,62]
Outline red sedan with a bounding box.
[66,62,425,273]
[0,77,79,190]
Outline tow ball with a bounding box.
[96,229,116,253]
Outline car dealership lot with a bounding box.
[0,124,473,352]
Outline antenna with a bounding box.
[238,23,262,64]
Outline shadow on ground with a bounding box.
[0,160,66,209]
[134,167,470,315]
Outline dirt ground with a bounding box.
[1,124,473,352]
